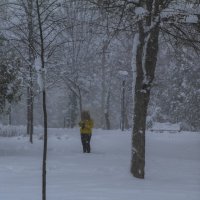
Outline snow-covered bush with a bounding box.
[0,125,26,137]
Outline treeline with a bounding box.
[0,1,200,132]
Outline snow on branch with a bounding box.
[160,3,200,24]
[34,57,46,92]
[134,6,148,18]
[131,33,139,101]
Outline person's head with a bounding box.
[81,110,91,120]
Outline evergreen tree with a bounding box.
[0,36,21,113]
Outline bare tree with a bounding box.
[26,0,35,143]
[89,0,200,178]
[35,0,47,199]
[59,0,99,118]
[34,0,64,199]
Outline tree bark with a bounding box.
[42,90,48,200]
[26,0,34,143]
[101,40,110,129]
[36,0,48,199]
[101,41,107,128]
[121,80,125,131]
[78,86,82,115]
[104,90,111,130]
[27,85,34,144]
[131,23,159,178]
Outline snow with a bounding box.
[0,128,199,200]
[134,7,148,16]
[118,70,128,76]
[131,33,139,101]
[34,57,45,91]
[160,3,200,24]
[185,15,198,23]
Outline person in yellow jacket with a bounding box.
[79,111,94,153]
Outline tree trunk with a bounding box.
[26,0,34,143]
[27,71,34,143]
[131,23,159,178]
[36,0,48,199]
[104,90,111,130]
[27,86,31,134]
[42,90,48,200]
[101,40,110,129]
[101,42,106,128]
[78,87,82,115]
[8,104,11,125]
[30,86,34,143]
[121,80,125,131]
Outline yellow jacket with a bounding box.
[79,120,94,134]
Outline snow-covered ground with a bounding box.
[0,128,199,200]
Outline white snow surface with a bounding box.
[0,128,199,200]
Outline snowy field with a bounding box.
[0,128,199,200]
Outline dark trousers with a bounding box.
[81,134,91,153]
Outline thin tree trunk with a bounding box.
[8,104,11,125]
[101,42,106,128]
[30,85,34,143]
[131,23,159,178]
[27,68,34,143]
[27,86,31,135]
[121,80,125,131]
[78,87,82,115]
[36,0,48,199]
[104,90,111,130]
[101,40,110,129]
[42,90,48,200]
[26,0,34,143]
